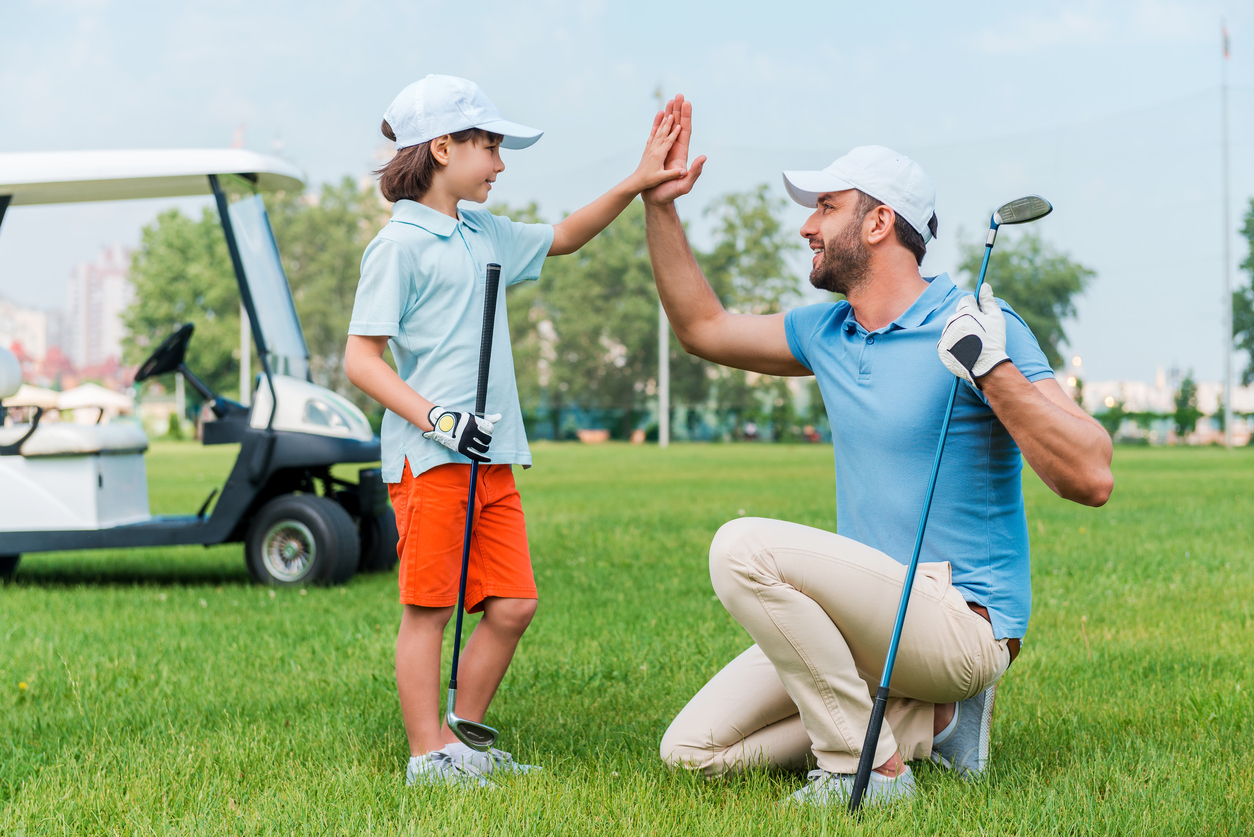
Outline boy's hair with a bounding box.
[855,191,939,266]
[376,121,505,203]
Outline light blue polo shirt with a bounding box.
[348,199,553,482]
[785,273,1054,640]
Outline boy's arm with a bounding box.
[344,335,435,431]
[548,111,684,256]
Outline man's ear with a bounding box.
[865,205,896,245]
[429,135,452,166]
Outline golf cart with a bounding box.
[0,149,396,585]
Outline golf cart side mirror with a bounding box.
[134,323,195,383]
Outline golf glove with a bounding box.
[937,283,1010,388]
[423,406,501,463]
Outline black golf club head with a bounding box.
[993,195,1053,226]
[446,688,498,752]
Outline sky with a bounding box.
[2,0,1253,384]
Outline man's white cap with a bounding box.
[783,146,936,243]
[383,74,543,151]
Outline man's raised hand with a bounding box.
[643,94,706,206]
[630,111,685,193]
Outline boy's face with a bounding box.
[444,136,505,204]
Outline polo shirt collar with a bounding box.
[891,273,956,330]
[390,199,459,237]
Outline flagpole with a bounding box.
[1222,20,1233,448]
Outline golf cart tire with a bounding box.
[0,554,19,581]
[358,507,399,574]
[244,494,359,587]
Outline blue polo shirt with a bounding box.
[348,200,553,482]
[784,274,1054,640]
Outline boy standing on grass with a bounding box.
[344,75,687,786]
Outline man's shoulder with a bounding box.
[786,300,853,338]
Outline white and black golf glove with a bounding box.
[937,283,1010,388]
[423,406,501,463]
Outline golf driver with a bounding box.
[445,262,503,752]
[847,195,1053,813]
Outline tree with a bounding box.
[1234,197,1254,385]
[957,232,1094,369]
[123,207,240,400]
[1096,398,1126,437]
[267,177,389,403]
[1173,371,1202,439]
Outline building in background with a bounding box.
[0,295,48,361]
[66,244,132,373]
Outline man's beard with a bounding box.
[809,221,870,295]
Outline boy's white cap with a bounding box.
[384,74,543,151]
[782,146,936,243]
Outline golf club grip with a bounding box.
[848,687,890,814]
[475,264,502,415]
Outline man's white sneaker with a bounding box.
[784,767,916,807]
[931,682,997,780]
[404,750,493,788]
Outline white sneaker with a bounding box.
[784,767,916,807]
[404,750,493,788]
[931,683,997,780]
[444,742,541,776]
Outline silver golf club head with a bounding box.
[446,687,498,752]
[993,195,1053,226]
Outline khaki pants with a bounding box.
[661,517,1012,776]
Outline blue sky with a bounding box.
[1,0,1252,382]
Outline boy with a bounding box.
[344,75,687,785]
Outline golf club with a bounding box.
[445,262,503,752]
[848,195,1053,814]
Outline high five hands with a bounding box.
[643,94,706,205]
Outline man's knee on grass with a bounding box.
[708,517,771,603]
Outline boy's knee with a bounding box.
[484,597,537,636]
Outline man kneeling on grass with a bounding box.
[643,98,1113,807]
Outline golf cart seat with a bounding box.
[0,422,149,457]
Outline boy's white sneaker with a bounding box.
[931,683,997,780]
[405,750,493,788]
[443,741,541,776]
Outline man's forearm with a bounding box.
[980,364,1113,506]
[643,201,725,351]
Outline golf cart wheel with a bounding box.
[245,495,359,587]
[358,507,399,574]
[0,554,19,581]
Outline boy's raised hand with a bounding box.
[629,110,685,193]
[643,94,706,206]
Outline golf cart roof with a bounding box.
[0,149,305,206]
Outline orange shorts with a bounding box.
[388,461,536,611]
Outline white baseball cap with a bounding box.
[782,146,936,243]
[383,75,543,151]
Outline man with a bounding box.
[644,97,1112,807]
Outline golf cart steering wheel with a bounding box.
[134,323,194,384]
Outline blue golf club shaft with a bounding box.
[847,219,999,813]
[449,263,502,692]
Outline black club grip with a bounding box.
[474,264,502,416]
[848,686,890,814]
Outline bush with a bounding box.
[166,412,183,440]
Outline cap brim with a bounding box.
[476,118,543,149]
[781,170,857,208]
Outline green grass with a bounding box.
[2,441,1252,835]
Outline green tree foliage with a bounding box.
[1096,398,1126,437]
[123,207,240,398]
[1234,197,1254,385]
[267,177,389,399]
[1173,371,1202,438]
[958,232,1094,369]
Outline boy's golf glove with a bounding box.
[424,407,501,463]
[937,283,1010,388]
